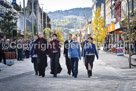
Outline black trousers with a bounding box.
[51,52,62,76]
[71,58,79,77]
[0,52,6,64]
[32,57,38,74]
[17,49,22,61]
[65,55,72,74]
[37,54,47,76]
[85,55,95,77]
[25,50,30,58]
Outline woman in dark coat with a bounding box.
[49,34,62,77]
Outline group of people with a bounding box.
[30,32,98,78]
[0,33,99,78]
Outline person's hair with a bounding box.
[52,33,57,37]
[88,37,93,40]
[69,33,72,36]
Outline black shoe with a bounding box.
[0,69,1,71]
[68,71,71,75]
[53,74,57,77]
[74,75,77,78]
[88,71,91,78]
[39,74,42,76]
[35,72,38,76]
[42,75,45,77]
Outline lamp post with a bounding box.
[23,0,26,38]
[127,0,132,68]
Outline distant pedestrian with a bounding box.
[17,38,23,61]
[81,34,89,56]
[68,36,81,78]
[30,35,39,75]
[24,40,30,58]
[134,38,136,53]
[0,39,6,64]
[83,37,98,78]
[49,34,62,77]
[64,33,73,75]
[34,32,48,77]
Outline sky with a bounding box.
[16,0,92,12]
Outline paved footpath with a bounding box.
[0,51,136,91]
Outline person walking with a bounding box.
[49,34,62,77]
[30,35,39,75]
[24,40,30,58]
[64,33,73,75]
[83,37,98,78]
[68,36,81,78]
[0,39,6,64]
[34,32,48,77]
[17,38,23,61]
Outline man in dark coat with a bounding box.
[34,32,48,77]
[64,33,73,75]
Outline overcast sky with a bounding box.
[16,0,92,12]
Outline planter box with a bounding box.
[5,52,15,59]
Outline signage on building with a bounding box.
[108,24,115,32]
[12,0,16,4]
[115,0,121,22]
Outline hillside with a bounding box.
[48,7,92,20]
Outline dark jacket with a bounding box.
[64,40,73,56]
[81,40,88,56]
[83,43,98,59]
[49,39,61,58]
[34,38,48,55]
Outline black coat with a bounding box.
[64,40,73,56]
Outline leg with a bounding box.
[74,58,79,78]
[54,53,59,77]
[2,52,6,64]
[71,58,74,76]
[33,58,38,75]
[66,55,72,75]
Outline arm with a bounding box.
[94,44,99,59]
[78,44,81,60]
[68,43,71,59]
[64,41,67,55]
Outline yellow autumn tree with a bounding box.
[43,28,51,40]
[92,7,107,48]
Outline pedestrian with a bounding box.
[83,37,98,78]
[81,34,89,56]
[0,39,6,64]
[49,33,62,77]
[64,33,73,75]
[24,40,30,58]
[68,36,81,78]
[17,38,23,61]
[30,35,39,75]
[133,38,136,53]
[34,32,48,77]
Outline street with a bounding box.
[0,51,136,91]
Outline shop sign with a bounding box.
[115,22,120,30]
[108,24,115,32]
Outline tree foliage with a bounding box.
[0,11,18,38]
[43,28,51,40]
[92,7,107,47]
[25,27,33,40]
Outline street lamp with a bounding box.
[127,0,132,68]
